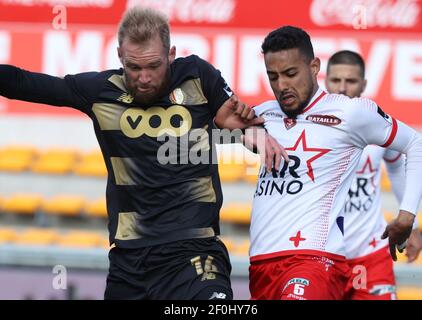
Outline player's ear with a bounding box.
[169,45,176,64]
[117,47,123,65]
[310,57,320,77]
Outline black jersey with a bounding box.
[0,55,232,248]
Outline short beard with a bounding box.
[280,87,314,119]
[281,102,306,119]
[126,66,171,106]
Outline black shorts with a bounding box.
[104,237,233,300]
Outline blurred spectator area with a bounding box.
[1,143,422,300]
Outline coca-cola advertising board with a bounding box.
[0,0,422,126]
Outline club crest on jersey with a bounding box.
[117,93,134,104]
[284,118,297,130]
[306,114,341,126]
[377,106,392,124]
[169,88,185,104]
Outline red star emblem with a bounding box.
[356,156,377,188]
[285,130,331,182]
[289,231,306,247]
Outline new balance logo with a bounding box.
[209,292,227,300]
[117,93,134,104]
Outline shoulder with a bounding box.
[321,93,378,118]
[253,100,281,116]
[172,55,213,71]
[63,69,123,100]
[171,55,218,82]
[320,93,374,110]
[66,69,121,83]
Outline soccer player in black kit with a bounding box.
[0,7,285,299]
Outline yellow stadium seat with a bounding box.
[395,251,408,263]
[244,163,260,184]
[243,153,261,184]
[218,162,246,183]
[57,231,104,248]
[397,287,422,300]
[0,145,37,172]
[220,203,251,225]
[218,151,249,183]
[73,150,107,177]
[218,237,235,253]
[380,166,391,192]
[0,228,18,244]
[31,148,79,175]
[232,239,250,256]
[244,173,258,185]
[84,198,107,218]
[383,211,395,224]
[14,228,59,245]
[42,195,86,217]
[1,193,43,215]
[100,236,111,249]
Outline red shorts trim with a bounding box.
[250,249,346,263]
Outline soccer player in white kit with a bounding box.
[248,26,422,300]
[325,50,422,300]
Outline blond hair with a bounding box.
[118,7,170,52]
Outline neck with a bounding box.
[311,84,320,98]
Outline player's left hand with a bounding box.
[215,94,264,130]
[381,210,415,261]
[405,228,422,263]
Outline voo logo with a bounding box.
[120,105,192,138]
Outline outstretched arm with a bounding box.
[0,64,95,111]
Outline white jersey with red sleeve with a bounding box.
[344,146,405,259]
[250,88,422,263]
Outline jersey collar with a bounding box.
[301,87,326,114]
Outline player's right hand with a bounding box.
[382,210,415,261]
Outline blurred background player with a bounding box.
[325,50,422,300]
[0,6,284,300]
[249,26,422,300]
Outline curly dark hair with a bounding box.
[261,26,314,62]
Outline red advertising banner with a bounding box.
[0,0,421,31]
[0,0,422,126]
